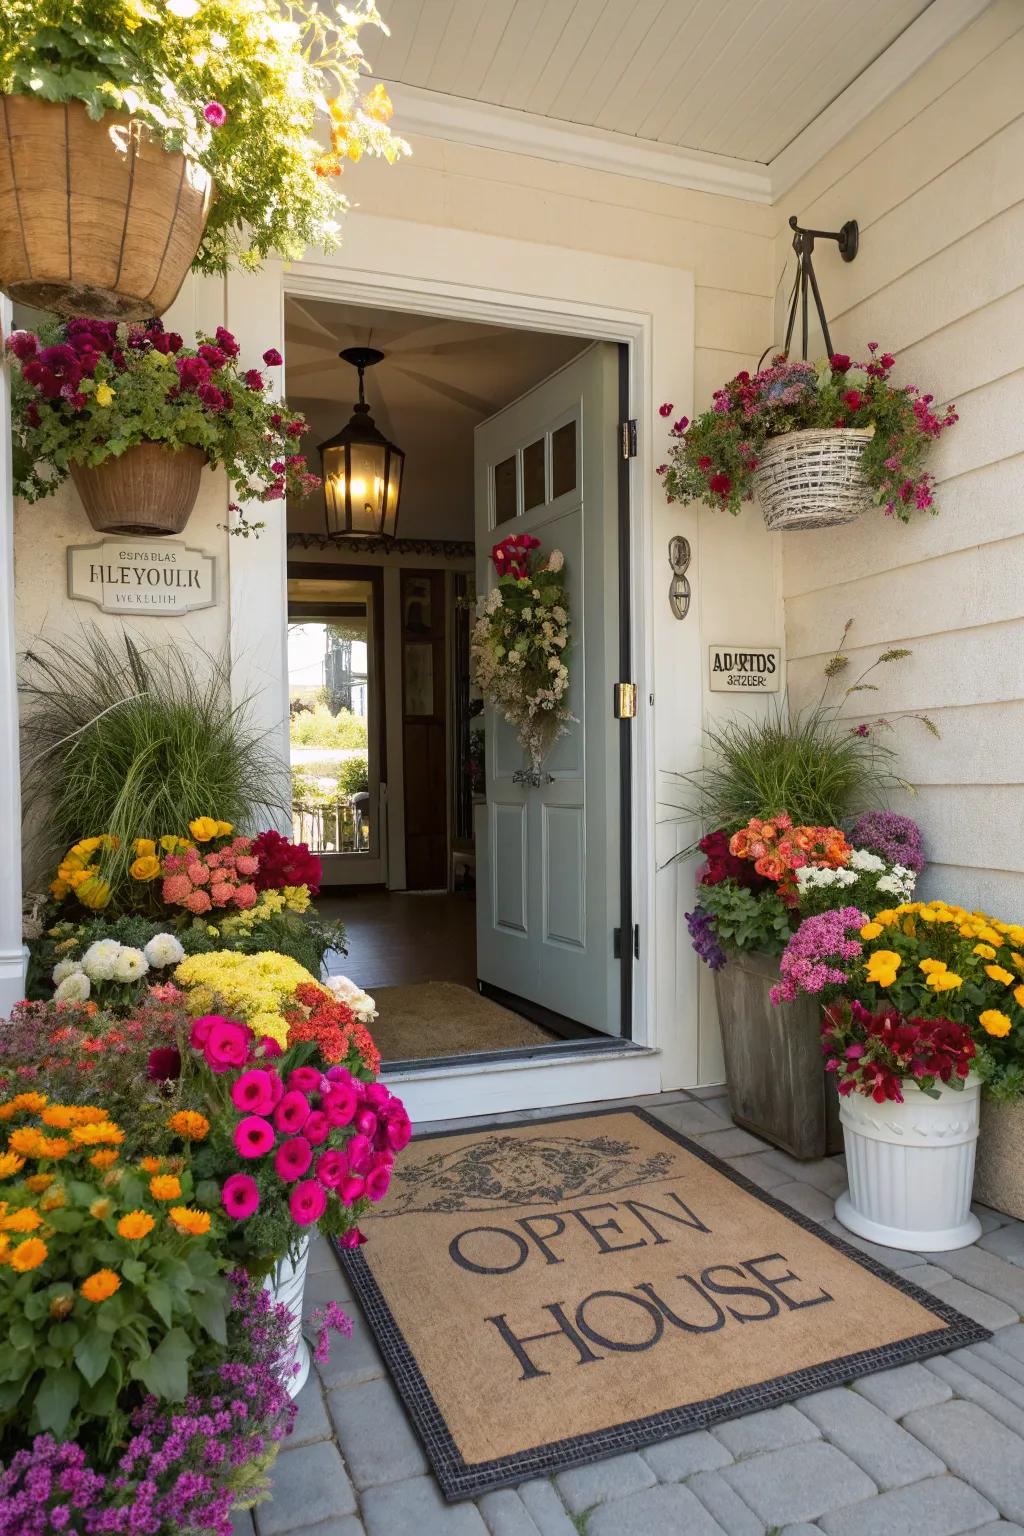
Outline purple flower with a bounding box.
[685,907,727,971]
[849,810,924,874]
[770,907,867,1005]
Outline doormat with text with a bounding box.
[335,1107,987,1500]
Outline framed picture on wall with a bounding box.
[402,576,433,633]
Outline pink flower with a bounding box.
[234,883,258,909]
[365,1163,392,1202]
[346,1133,373,1175]
[322,1083,358,1128]
[658,402,673,417]
[189,861,211,885]
[243,369,264,392]
[222,1172,259,1219]
[275,1135,313,1182]
[274,1090,310,1135]
[235,854,258,876]
[354,1108,378,1140]
[184,889,212,914]
[231,1068,277,1115]
[381,1107,412,1151]
[262,348,283,367]
[204,101,227,127]
[336,1227,367,1249]
[305,1110,330,1146]
[162,874,191,904]
[316,1148,347,1189]
[189,1014,221,1048]
[234,1115,275,1158]
[289,1179,327,1226]
[288,1067,323,1094]
[205,1017,251,1073]
[363,1082,391,1109]
[339,1174,365,1206]
[210,881,235,906]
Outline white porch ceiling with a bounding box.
[364,0,991,199]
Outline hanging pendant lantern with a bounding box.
[318,347,404,539]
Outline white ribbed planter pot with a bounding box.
[264,1237,311,1397]
[835,1075,982,1252]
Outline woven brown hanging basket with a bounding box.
[0,96,213,321]
[70,443,207,536]
[752,426,875,532]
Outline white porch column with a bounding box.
[0,297,26,1016]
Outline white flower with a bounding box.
[548,655,561,671]
[55,972,91,1003]
[324,974,378,1022]
[113,947,149,983]
[52,958,85,984]
[850,847,885,872]
[144,932,186,968]
[547,550,564,572]
[81,939,122,981]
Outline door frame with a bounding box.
[226,219,695,1119]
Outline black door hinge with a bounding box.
[613,924,640,959]
[620,419,637,459]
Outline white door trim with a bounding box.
[228,215,696,1114]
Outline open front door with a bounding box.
[474,343,625,1037]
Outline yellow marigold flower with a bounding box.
[0,1208,42,1232]
[1015,984,1024,1009]
[117,1210,155,1241]
[71,1121,124,1147]
[24,1173,52,1193]
[89,1197,113,1219]
[7,1128,42,1156]
[980,1009,1012,1038]
[927,972,963,993]
[919,958,947,975]
[0,1153,25,1178]
[36,1136,71,1159]
[1012,952,1024,973]
[90,1149,119,1170]
[188,817,219,843]
[149,1174,182,1201]
[140,1156,163,1173]
[81,1269,120,1302]
[10,1236,47,1272]
[860,922,883,940]
[11,1092,47,1113]
[985,965,1015,987]
[973,943,997,960]
[133,838,156,857]
[167,1110,209,1141]
[168,1205,211,1236]
[873,910,898,928]
[902,918,917,937]
[42,1105,103,1130]
[130,855,161,882]
[94,383,115,407]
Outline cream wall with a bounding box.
[773,0,1024,915]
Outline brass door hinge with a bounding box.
[613,682,637,719]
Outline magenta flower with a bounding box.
[215,325,240,357]
[262,348,283,367]
[363,1081,391,1109]
[381,1106,412,1151]
[244,368,265,391]
[204,1017,251,1073]
[365,1163,392,1202]
[189,1012,224,1048]
[316,1147,347,1189]
[204,101,228,127]
[353,1108,378,1139]
[658,402,673,417]
[231,1068,278,1116]
[322,1081,358,1127]
[275,1135,313,1182]
[235,1115,276,1159]
[274,1089,310,1136]
[6,329,37,360]
[289,1179,327,1226]
[338,1174,365,1206]
[346,1133,374,1175]
[304,1110,329,1145]
[336,1227,368,1249]
[222,1172,260,1219]
[288,1066,323,1094]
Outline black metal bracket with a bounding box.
[782,215,859,362]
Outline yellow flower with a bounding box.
[94,382,115,407]
[149,1174,182,1201]
[90,1149,119,1170]
[919,958,947,975]
[0,1153,25,1178]
[167,1110,209,1141]
[0,1207,42,1232]
[81,1269,120,1302]
[859,922,883,940]
[71,1121,124,1147]
[927,972,963,993]
[973,944,997,960]
[980,1009,1012,1038]
[1014,985,1024,1009]
[10,1237,47,1272]
[130,855,161,881]
[873,910,898,928]
[867,950,901,972]
[24,1173,52,1194]
[188,817,219,843]
[168,1205,211,1236]
[214,820,234,837]
[985,964,1015,987]
[133,838,156,857]
[76,874,111,910]
[978,926,1004,947]
[160,834,191,853]
[89,1197,113,1220]
[117,1211,155,1240]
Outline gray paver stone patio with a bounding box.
[769,1180,837,1222]
[289,1521,366,1536]
[254,1442,357,1534]
[852,1360,954,1417]
[514,1479,577,1536]
[585,1483,731,1536]
[926,1355,1024,1438]
[476,1488,544,1536]
[817,1475,998,1536]
[911,1273,1020,1331]
[554,1451,655,1513]
[327,1377,429,1488]
[361,1476,489,1536]
[316,1313,386,1389]
[693,1125,770,1158]
[722,1151,793,1189]
[641,1428,733,1481]
[798,1384,945,1488]
[712,1402,818,1457]
[931,1249,1024,1313]
[685,1469,763,1536]
[648,1097,732,1134]
[722,1441,876,1525]
[290,1379,333,1446]
[903,1400,1024,1520]
[979,1226,1024,1266]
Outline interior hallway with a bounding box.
[317,889,477,991]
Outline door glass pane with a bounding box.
[288,614,372,855]
[494,455,518,523]
[523,437,546,510]
[404,641,434,716]
[551,420,577,498]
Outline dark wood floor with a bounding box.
[317,889,477,991]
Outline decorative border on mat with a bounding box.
[334,1105,990,1502]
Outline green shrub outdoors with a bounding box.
[336,755,370,796]
[19,628,284,882]
[289,704,367,750]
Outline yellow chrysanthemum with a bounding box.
[149,1174,182,1201]
[94,382,115,407]
[973,943,997,960]
[81,1269,120,1302]
[166,1110,209,1141]
[117,1211,155,1240]
[860,922,883,940]
[985,965,1015,987]
[980,1010,1012,1038]
[168,1205,211,1236]
[0,1153,25,1178]
[10,1237,47,1272]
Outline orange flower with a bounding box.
[81,1269,120,1302]
[168,1205,211,1236]
[40,1187,65,1212]
[24,1173,52,1193]
[0,1153,25,1178]
[90,1149,119,1170]
[42,1104,107,1129]
[71,1122,123,1147]
[149,1175,182,1201]
[89,1197,113,1220]
[10,1236,47,1272]
[116,1211,155,1241]
[140,1157,163,1174]
[10,1092,47,1114]
[167,1111,209,1141]
[0,1207,42,1232]
[9,1128,69,1159]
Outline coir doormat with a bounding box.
[335,1108,988,1500]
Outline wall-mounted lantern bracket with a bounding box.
[782,215,859,362]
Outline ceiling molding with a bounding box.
[376,0,994,208]
[768,0,994,198]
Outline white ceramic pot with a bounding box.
[264,1236,311,1397]
[835,1074,982,1252]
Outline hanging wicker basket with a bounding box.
[753,427,875,532]
[70,443,206,536]
[0,96,212,321]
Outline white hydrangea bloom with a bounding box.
[324,974,378,1023]
[52,958,85,985]
[55,972,91,1003]
[850,847,885,872]
[81,939,122,981]
[144,933,186,968]
[113,946,149,983]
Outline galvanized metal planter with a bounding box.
[973,1095,1024,1220]
[713,948,842,1161]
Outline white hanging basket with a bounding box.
[264,1236,311,1397]
[834,1074,982,1252]
[753,427,875,532]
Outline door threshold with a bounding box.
[384,1036,653,1080]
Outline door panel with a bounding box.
[474,342,622,1036]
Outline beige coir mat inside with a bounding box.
[336,1107,987,1500]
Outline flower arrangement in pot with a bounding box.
[8,318,319,535]
[658,345,958,531]
[772,898,1024,1250]
[0,0,408,319]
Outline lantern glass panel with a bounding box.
[347,441,386,533]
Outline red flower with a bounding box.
[658,402,673,417]
[708,472,732,496]
[252,829,322,895]
[215,327,240,358]
[263,348,283,367]
[243,368,265,391]
[830,354,851,373]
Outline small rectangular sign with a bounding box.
[67,538,216,616]
[708,644,781,692]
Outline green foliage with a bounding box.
[289,705,368,750]
[976,1048,1024,1104]
[0,0,408,274]
[336,754,370,797]
[698,880,794,957]
[19,628,284,883]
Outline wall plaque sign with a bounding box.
[708,644,781,692]
[67,538,216,616]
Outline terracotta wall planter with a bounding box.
[0,96,212,320]
[973,1095,1024,1220]
[713,948,842,1160]
[70,443,206,536]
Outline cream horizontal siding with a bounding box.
[775,3,1024,921]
